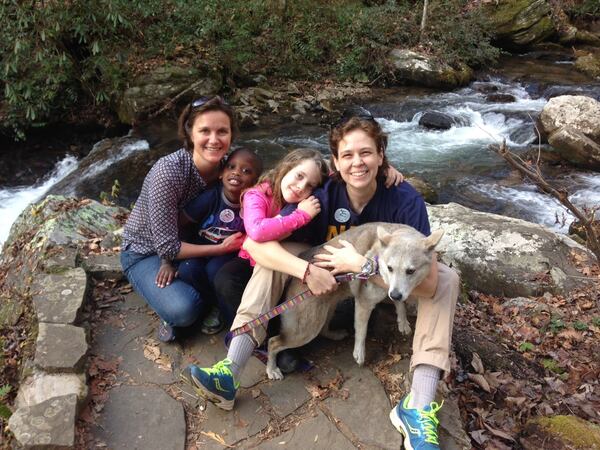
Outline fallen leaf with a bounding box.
[483,423,515,442]
[471,353,484,374]
[200,431,232,447]
[468,373,491,393]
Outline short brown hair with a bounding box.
[257,148,329,213]
[329,116,390,181]
[177,96,238,152]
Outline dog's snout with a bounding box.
[389,289,404,302]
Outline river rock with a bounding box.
[559,24,600,46]
[15,371,87,409]
[80,253,123,280]
[116,64,222,124]
[574,52,600,79]
[427,203,593,297]
[484,0,555,49]
[520,415,600,449]
[486,93,516,103]
[34,323,87,373]
[8,394,77,449]
[539,95,600,169]
[388,49,472,89]
[406,177,438,204]
[418,111,459,130]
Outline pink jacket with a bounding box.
[239,182,312,264]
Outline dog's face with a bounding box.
[376,227,443,302]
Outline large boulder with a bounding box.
[1,196,126,292]
[539,95,600,170]
[427,203,593,297]
[116,64,222,124]
[484,0,555,49]
[387,49,472,89]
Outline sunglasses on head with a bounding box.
[331,110,377,129]
[191,95,229,108]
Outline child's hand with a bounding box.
[220,232,244,254]
[156,260,177,288]
[384,166,404,188]
[298,196,321,218]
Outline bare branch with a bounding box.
[493,141,600,261]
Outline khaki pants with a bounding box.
[231,243,459,373]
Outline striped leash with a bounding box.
[229,259,378,338]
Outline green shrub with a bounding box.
[1,0,499,138]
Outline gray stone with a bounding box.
[32,268,88,324]
[548,126,600,170]
[439,396,471,450]
[34,323,87,373]
[0,299,23,327]
[93,385,185,450]
[427,202,594,297]
[198,391,270,447]
[239,355,267,388]
[80,253,124,280]
[42,246,79,273]
[15,371,88,409]
[9,394,77,449]
[388,49,472,89]
[259,410,354,449]
[260,373,312,418]
[322,351,398,449]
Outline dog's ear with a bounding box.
[377,226,392,245]
[423,229,444,252]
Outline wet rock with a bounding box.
[485,93,516,103]
[559,24,600,46]
[80,253,123,280]
[484,0,555,49]
[406,177,438,204]
[542,85,600,101]
[34,323,87,373]
[388,49,472,89]
[92,385,185,450]
[116,64,222,124]
[418,111,458,130]
[8,394,77,449]
[540,95,600,169]
[574,52,600,79]
[32,268,88,324]
[520,415,600,449]
[427,202,594,297]
[15,371,87,409]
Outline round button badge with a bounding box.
[219,209,235,223]
[334,208,351,223]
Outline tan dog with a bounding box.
[266,222,443,380]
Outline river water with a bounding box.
[2,55,599,248]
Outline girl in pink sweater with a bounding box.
[239,148,329,264]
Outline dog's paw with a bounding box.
[266,366,284,380]
[321,328,348,341]
[353,346,365,366]
[397,319,412,335]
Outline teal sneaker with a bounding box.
[389,394,443,450]
[180,359,239,410]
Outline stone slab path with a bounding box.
[83,290,469,449]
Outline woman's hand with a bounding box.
[312,240,366,275]
[156,260,177,288]
[219,232,245,254]
[298,195,321,219]
[384,165,404,188]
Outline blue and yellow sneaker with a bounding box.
[180,359,239,411]
[389,394,443,450]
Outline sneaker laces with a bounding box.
[418,401,443,445]
[204,358,233,377]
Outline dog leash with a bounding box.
[229,258,378,338]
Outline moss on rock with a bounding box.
[521,415,600,449]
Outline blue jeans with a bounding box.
[120,249,205,327]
